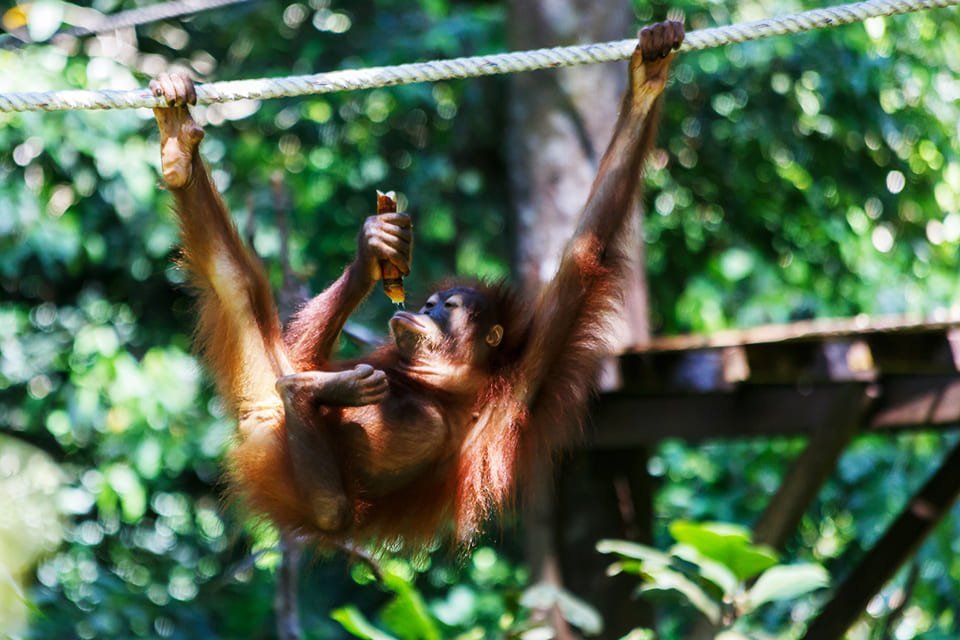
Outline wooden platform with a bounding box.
[592,313,960,446]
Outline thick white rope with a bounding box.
[1,0,956,113]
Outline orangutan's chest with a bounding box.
[338,395,451,493]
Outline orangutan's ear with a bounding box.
[485,324,503,348]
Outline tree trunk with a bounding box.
[509,1,647,345]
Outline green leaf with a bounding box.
[605,559,646,577]
[521,583,604,636]
[714,632,751,640]
[519,627,556,640]
[745,564,830,611]
[637,566,721,625]
[670,544,739,596]
[597,540,674,579]
[728,546,780,583]
[669,521,751,550]
[379,571,441,640]
[668,521,778,581]
[331,606,399,640]
[555,589,604,636]
[596,539,672,566]
[519,583,560,610]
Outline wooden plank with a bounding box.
[801,441,960,640]
[631,315,960,353]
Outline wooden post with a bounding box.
[802,440,960,639]
[558,448,656,636]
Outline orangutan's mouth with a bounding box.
[390,311,428,335]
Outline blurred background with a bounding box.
[1,0,959,637]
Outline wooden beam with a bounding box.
[752,384,871,549]
[589,375,960,446]
[590,384,874,446]
[801,441,960,640]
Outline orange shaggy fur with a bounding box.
[160,24,680,553]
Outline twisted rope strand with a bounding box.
[0,0,956,113]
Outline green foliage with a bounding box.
[333,563,443,640]
[599,521,829,637]
[641,0,960,334]
[332,550,604,640]
[377,569,442,640]
[331,549,577,640]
